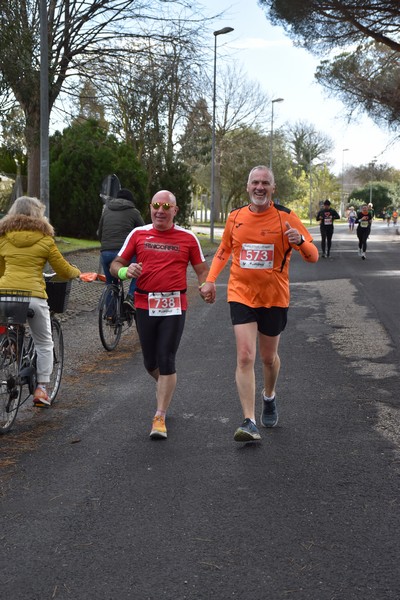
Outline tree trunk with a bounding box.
[25,120,41,198]
[27,145,40,198]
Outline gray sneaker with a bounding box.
[233,418,261,442]
[260,392,278,427]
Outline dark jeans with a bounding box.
[320,226,334,255]
[100,250,136,296]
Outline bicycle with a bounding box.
[0,275,69,434]
[98,280,135,351]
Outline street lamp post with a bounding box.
[369,157,377,207]
[341,148,349,218]
[309,149,313,225]
[269,98,284,170]
[306,131,314,225]
[40,0,49,217]
[210,26,234,244]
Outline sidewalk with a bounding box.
[61,249,104,320]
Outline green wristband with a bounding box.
[118,267,129,281]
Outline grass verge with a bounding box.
[55,237,101,254]
[55,234,216,255]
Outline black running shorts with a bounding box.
[229,302,288,337]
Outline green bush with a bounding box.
[49,120,147,238]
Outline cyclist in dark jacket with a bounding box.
[98,188,144,311]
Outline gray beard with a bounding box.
[251,195,269,206]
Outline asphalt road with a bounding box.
[1,221,399,600]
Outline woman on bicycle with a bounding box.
[0,196,80,406]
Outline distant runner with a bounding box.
[316,199,340,258]
[356,204,373,260]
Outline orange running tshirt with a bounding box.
[207,203,315,308]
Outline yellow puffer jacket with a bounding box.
[0,214,81,298]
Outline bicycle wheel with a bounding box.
[98,285,122,351]
[48,317,64,403]
[0,329,22,434]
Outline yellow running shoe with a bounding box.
[150,415,167,439]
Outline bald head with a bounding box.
[151,190,176,205]
[150,189,178,230]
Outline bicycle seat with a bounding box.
[44,271,71,283]
[43,272,57,281]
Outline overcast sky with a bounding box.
[200,0,400,174]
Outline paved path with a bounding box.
[60,249,104,320]
[1,225,400,600]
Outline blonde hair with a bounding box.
[8,196,46,219]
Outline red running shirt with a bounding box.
[118,224,205,310]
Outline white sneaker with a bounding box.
[361,252,366,260]
[358,249,362,256]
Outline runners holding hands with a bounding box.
[110,190,211,440]
[200,166,319,442]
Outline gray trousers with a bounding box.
[27,297,54,383]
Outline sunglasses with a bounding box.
[150,202,174,211]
